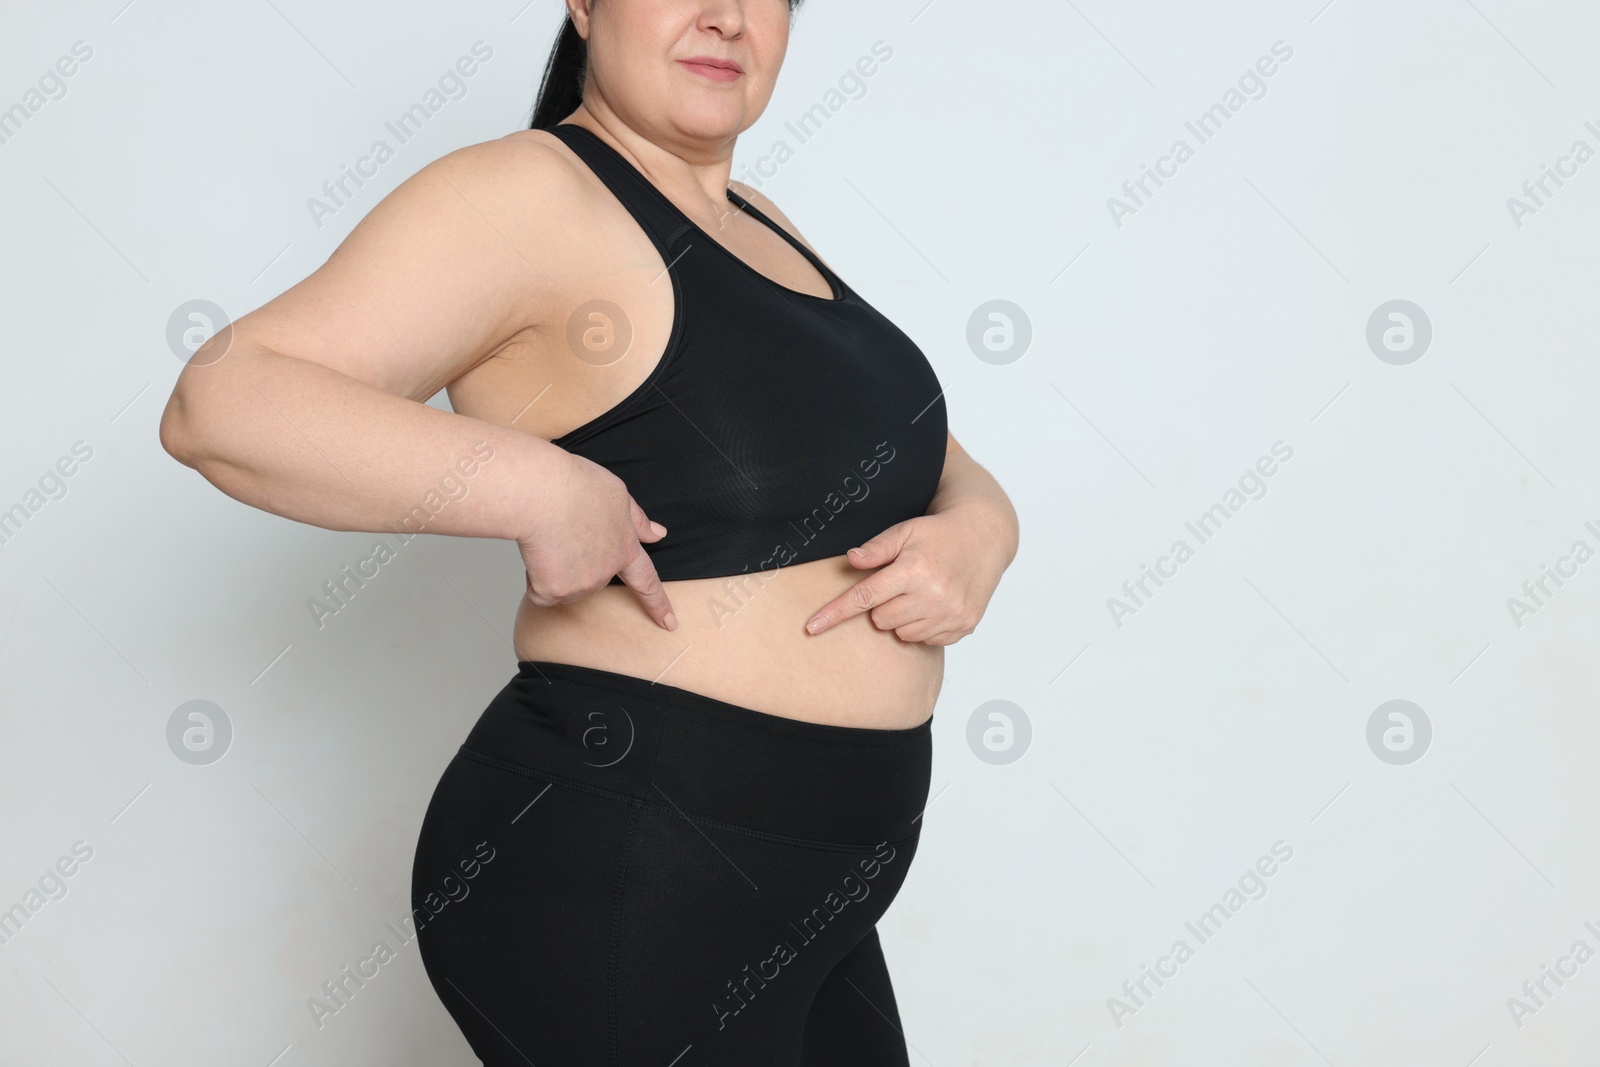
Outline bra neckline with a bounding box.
[553,122,848,305]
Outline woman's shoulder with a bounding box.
[414,127,601,217]
[224,130,610,402]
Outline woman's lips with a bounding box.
[679,57,743,82]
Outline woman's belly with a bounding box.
[512,554,944,729]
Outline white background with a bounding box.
[3,0,1600,1063]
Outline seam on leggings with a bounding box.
[457,745,922,853]
[607,707,665,1067]
[607,796,643,1067]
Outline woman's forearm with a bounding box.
[160,343,571,543]
[925,436,1019,566]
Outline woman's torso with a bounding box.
[446,121,946,729]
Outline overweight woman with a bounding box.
[160,1,1017,1063]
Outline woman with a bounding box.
[160,0,1017,1062]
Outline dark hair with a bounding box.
[529,1,805,130]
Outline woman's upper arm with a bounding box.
[209,135,571,402]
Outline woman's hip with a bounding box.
[409,660,933,1062]
[448,659,933,846]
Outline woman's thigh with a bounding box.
[801,926,912,1067]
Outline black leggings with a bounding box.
[411,660,933,1066]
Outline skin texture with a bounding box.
[160,0,1018,728]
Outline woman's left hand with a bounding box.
[804,509,1011,645]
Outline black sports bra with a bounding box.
[546,123,947,584]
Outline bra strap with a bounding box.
[547,123,693,255]
[725,187,848,298]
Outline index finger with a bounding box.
[616,543,678,630]
[804,567,904,635]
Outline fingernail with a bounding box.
[651,521,667,536]
[663,612,678,630]
[805,616,824,634]
[848,547,864,557]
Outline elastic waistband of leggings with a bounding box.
[456,660,934,849]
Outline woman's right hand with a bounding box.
[517,450,678,630]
